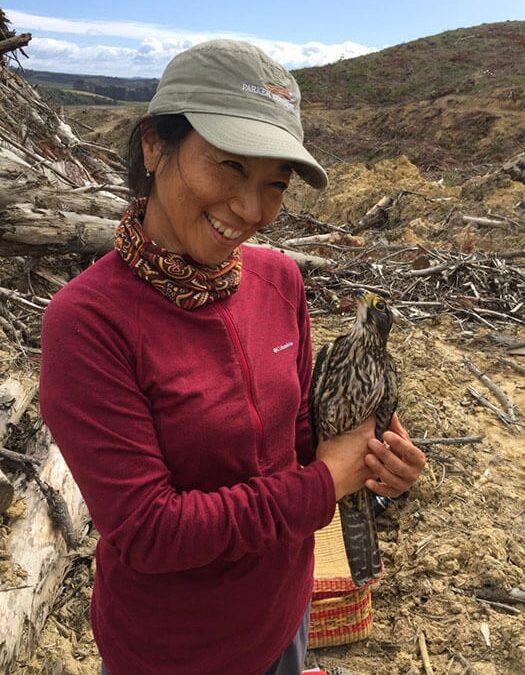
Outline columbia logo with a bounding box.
[273,342,293,353]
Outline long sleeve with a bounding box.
[294,274,316,466]
[40,281,335,576]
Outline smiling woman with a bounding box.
[140,131,292,264]
[38,38,424,675]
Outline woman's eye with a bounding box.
[273,181,289,191]
[223,160,245,173]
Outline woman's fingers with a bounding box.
[389,412,410,440]
[364,431,426,496]
[366,438,409,476]
[364,477,407,497]
[363,452,409,493]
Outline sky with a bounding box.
[5,2,524,78]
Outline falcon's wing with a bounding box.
[374,353,399,440]
[308,342,332,448]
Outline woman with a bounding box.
[40,40,425,675]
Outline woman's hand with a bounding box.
[364,413,426,497]
[316,416,377,501]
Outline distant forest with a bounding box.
[19,69,160,105]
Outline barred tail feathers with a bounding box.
[338,488,382,587]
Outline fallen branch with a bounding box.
[454,652,476,674]
[247,243,336,270]
[0,445,37,469]
[461,214,511,228]
[0,378,37,512]
[0,128,78,187]
[474,306,524,325]
[402,261,461,278]
[72,183,130,195]
[411,435,483,447]
[33,474,81,550]
[354,195,395,232]
[65,115,95,133]
[509,588,525,603]
[0,443,80,550]
[338,278,392,297]
[467,386,514,425]
[0,287,46,312]
[464,357,517,422]
[455,307,497,329]
[466,586,525,605]
[282,232,364,247]
[0,33,32,57]
[475,598,521,615]
[417,629,434,675]
[493,250,525,260]
[0,435,88,670]
[0,465,12,512]
[0,204,118,257]
[450,585,522,615]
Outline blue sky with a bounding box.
[5,2,524,77]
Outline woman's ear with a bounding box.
[141,123,162,172]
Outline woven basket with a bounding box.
[308,506,383,648]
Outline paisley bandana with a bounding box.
[115,198,242,310]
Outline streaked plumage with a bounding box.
[309,288,398,586]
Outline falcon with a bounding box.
[309,287,398,587]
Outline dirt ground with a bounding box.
[2,148,524,674]
[309,316,524,675]
[299,87,525,174]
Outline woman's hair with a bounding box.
[127,114,193,198]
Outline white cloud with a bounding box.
[6,8,374,76]
[22,38,140,74]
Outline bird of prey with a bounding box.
[309,288,398,587]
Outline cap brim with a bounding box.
[185,112,328,189]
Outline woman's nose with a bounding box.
[228,187,263,227]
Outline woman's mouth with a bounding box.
[206,213,243,241]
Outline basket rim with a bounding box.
[313,567,384,596]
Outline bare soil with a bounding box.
[309,316,524,675]
[300,88,525,174]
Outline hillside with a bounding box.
[19,69,158,105]
[63,21,525,176]
[296,21,525,174]
[295,21,525,107]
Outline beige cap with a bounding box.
[148,39,328,189]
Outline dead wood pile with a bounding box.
[0,50,124,673]
[262,210,525,329]
[0,58,125,189]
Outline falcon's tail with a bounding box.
[339,488,382,587]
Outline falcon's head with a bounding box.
[352,288,393,341]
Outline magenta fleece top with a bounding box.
[39,245,336,675]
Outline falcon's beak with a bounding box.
[351,287,373,324]
[351,287,373,305]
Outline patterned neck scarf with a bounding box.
[115,198,242,310]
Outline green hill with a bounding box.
[19,70,159,105]
[294,21,525,107]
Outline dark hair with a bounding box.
[127,114,193,198]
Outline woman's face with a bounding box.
[141,129,292,266]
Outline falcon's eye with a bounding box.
[374,299,386,311]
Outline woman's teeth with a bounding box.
[207,214,242,241]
